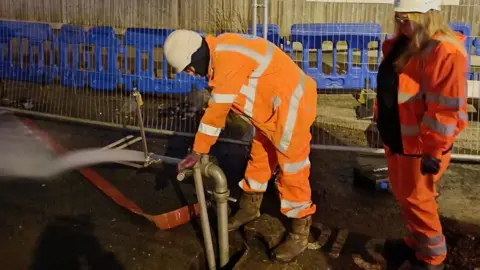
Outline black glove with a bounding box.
[420,156,440,175]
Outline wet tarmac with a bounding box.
[0,118,479,270]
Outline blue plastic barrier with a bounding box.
[289,23,382,89]
[123,28,207,94]
[475,38,480,56]
[58,25,87,88]
[248,24,281,46]
[0,21,55,83]
[86,26,122,90]
[448,23,474,79]
[0,21,16,80]
[473,38,480,80]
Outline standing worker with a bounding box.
[163,30,318,262]
[375,0,468,269]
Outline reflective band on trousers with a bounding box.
[215,42,275,118]
[198,123,222,136]
[277,71,307,153]
[281,199,312,218]
[419,243,447,257]
[412,232,444,246]
[422,115,456,136]
[410,233,447,257]
[239,177,268,192]
[283,157,311,174]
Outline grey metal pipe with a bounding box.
[193,166,217,270]
[0,107,251,147]
[4,107,480,163]
[203,163,230,267]
[133,89,149,159]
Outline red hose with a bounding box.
[22,118,200,230]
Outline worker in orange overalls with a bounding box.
[163,30,318,262]
[374,0,468,269]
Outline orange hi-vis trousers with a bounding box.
[386,150,451,266]
[238,83,317,219]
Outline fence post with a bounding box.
[252,0,258,36]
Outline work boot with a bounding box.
[410,258,445,270]
[383,238,416,270]
[270,215,312,263]
[227,192,263,231]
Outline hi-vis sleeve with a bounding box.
[192,61,250,154]
[421,51,468,159]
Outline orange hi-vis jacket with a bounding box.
[374,32,469,159]
[192,33,317,156]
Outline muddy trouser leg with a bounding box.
[229,131,278,231]
[388,152,451,267]
[270,141,316,263]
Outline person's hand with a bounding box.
[177,152,201,173]
[420,155,440,175]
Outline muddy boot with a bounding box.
[383,238,416,270]
[270,215,312,263]
[410,258,445,270]
[227,192,263,231]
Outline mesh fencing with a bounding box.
[0,0,479,156]
[280,0,480,156]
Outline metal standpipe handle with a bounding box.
[193,166,217,270]
[174,157,230,269]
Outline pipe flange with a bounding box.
[213,190,230,204]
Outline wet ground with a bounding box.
[0,118,479,270]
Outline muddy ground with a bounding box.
[0,118,479,270]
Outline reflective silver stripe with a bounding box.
[398,92,423,104]
[210,93,237,104]
[422,115,456,136]
[273,95,281,111]
[215,44,265,63]
[280,199,312,218]
[426,92,464,109]
[459,111,468,120]
[412,233,444,246]
[420,243,447,257]
[239,178,268,192]
[198,123,221,136]
[401,124,420,136]
[240,85,256,117]
[243,43,275,117]
[277,71,306,153]
[215,42,275,118]
[283,157,311,174]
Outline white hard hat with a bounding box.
[393,0,441,13]
[164,30,203,73]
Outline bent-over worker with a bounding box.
[375,0,468,269]
[163,30,318,262]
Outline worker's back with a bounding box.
[208,33,317,132]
